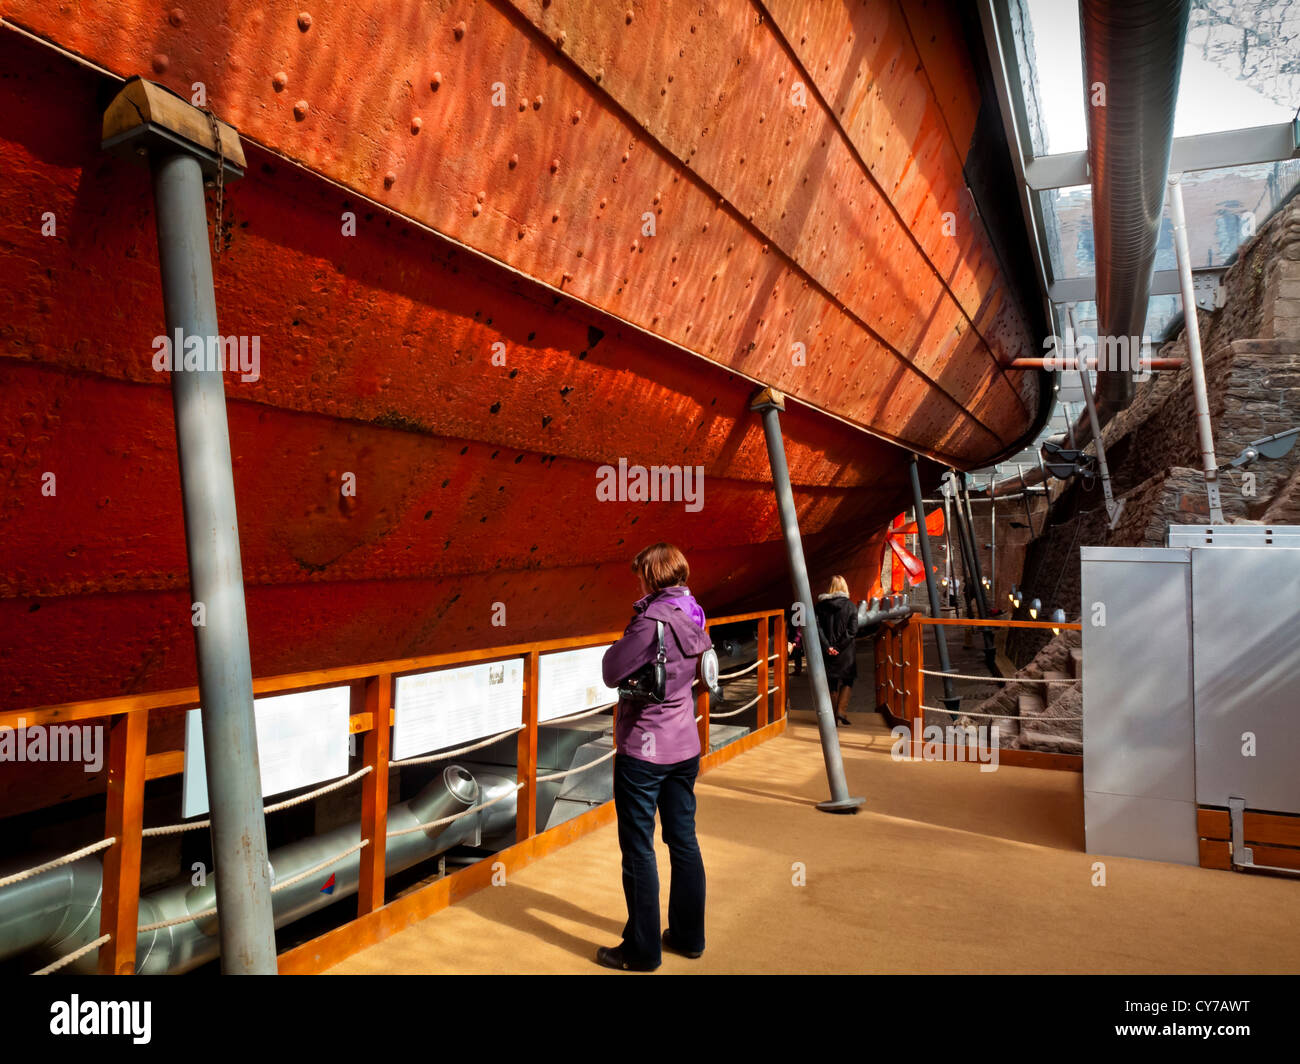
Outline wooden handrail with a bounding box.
[1,608,786,730]
[913,616,1082,631]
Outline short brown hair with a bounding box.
[632,542,690,592]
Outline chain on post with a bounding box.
[202,107,224,257]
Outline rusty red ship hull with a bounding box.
[0,1,1047,712]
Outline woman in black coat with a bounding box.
[813,575,858,726]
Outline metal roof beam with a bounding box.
[1027,120,1300,191]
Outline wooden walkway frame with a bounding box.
[875,615,1084,773]
[3,608,786,975]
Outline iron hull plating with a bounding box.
[0,1,1042,711]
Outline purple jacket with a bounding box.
[602,586,712,764]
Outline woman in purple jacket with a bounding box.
[597,542,712,971]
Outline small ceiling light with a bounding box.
[1051,607,1066,635]
[1029,598,1041,620]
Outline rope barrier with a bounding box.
[384,782,524,839]
[32,934,111,975]
[919,704,1083,722]
[141,766,376,837]
[0,837,117,889]
[705,683,782,720]
[718,660,759,680]
[543,702,617,726]
[268,839,369,894]
[136,840,374,933]
[391,726,525,767]
[535,747,616,784]
[921,668,1079,685]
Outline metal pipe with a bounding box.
[151,150,277,973]
[1080,0,1191,412]
[1168,174,1225,523]
[0,766,515,973]
[908,457,959,713]
[956,473,999,674]
[988,474,997,603]
[1018,464,1035,537]
[1009,358,1185,370]
[752,391,863,814]
[1070,307,1126,529]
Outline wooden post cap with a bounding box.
[102,76,245,178]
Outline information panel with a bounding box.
[392,658,524,761]
[182,685,351,819]
[538,644,618,723]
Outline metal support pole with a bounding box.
[1069,306,1124,529]
[908,456,959,714]
[751,389,864,814]
[988,474,997,601]
[1168,174,1225,524]
[956,472,999,674]
[152,151,278,973]
[1018,464,1035,537]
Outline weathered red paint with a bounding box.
[0,2,1040,710]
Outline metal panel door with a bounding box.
[1191,546,1300,814]
[1081,547,1198,864]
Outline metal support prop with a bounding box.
[751,389,864,813]
[988,474,997,599]
[1168,174,1225,524]
[1070,307,1125,529]
[955,472,999,674]
[151,153,277,972]
[1229,797,1300,878]
[1018,464,1035,537]
[908,456,959,714]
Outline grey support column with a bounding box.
[956,472,999,675]
[103,80,277,974]
[908,456,959,714]
[751,389,864,814]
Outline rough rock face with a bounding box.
[964,629,1081,751]
[996,194,1300,750]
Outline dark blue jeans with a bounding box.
[613,752,706,967]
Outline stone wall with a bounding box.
[994,193,1300,722]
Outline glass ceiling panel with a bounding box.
[1041,157,1300,285]
[1022,0,1299,157]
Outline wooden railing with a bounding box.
[0,608,787,975]
[873,614,1083,772]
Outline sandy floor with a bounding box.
[327,663,1300,975]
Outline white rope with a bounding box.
[768,653,779,662]
[695,714,703,723]
[137,905,219,933]
[32,934,111,975]
[536,747,616,784]
[921,668,1079,685]
[920,704,1083,722]
[0,837,117,889]
[392,726,525,766]
[710,693,761,719]
[718,660,759,680]
[264,766,373,813]
[142,766,376,837]
[385,782,524,839]
[269,839,368,894]
[136,840,373,934]
[543,702,617,726]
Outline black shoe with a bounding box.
[837,714,852,726]
[596,945,659,972]
[662,929,703,959]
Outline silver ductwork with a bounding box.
[1080,0,1190,413]
[0,765,519,974]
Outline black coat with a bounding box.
[813,593,858,686]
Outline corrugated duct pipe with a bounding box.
[989,0,1190,498]
[0,765,519,974]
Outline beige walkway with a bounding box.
[329,709,1300,974]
